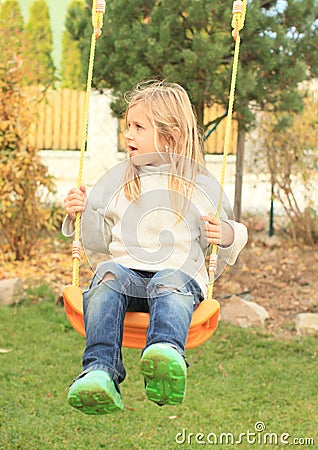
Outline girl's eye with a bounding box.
[136,124,143,130]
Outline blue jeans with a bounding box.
[79,261,203,387]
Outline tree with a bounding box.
[0,0,24,61]
[24,0,55,86]
[75,0,317,219]
[81,0,234,124]
[60,0,87,89]
[0,0,24,32]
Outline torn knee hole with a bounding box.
[157,285,180,293]
[97,272,116,284]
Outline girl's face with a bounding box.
[124,103,166,158]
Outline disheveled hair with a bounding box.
[122,80,206,213]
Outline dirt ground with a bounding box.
[1,225,317,339]
[216,225,318,338]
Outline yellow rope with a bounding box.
[207,0,247,301]
[72,1,106,287]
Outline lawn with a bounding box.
[0,293,317,450]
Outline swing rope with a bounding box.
[72,0,106,287]
[207,0,247,302]
[70,0,247,301]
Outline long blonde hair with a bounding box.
[123,80,205,208]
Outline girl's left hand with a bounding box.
[201,215,221,245]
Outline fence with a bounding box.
[29,88,86,151]
[204,104,237,154]
[29,88,237,154]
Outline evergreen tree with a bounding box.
[76,0,318,218]
[0,0,24,56]
[81,0,234,126]
[0,0,24,32]
[24,0,55,86]
[61,0,87,89]
[79,0,317,124]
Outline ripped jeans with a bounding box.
[80,261,203,387]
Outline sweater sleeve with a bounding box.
[218,219,248,265]
[80,204,112,254]
[61,215,76,237]
[196,173,248,265]
[61,205,112,255]
[60,161,127,254]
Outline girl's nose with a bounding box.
[124,128,132,140]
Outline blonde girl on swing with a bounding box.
[63,80,248,415]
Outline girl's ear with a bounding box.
[166,127,181,148]
[172,127,181,143]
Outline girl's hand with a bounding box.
[64,185,87,221]
[201,215,234,247]
[201,215,222,245]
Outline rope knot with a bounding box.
[93,0,106,39]
[72,240,82,261]
[208,253,218,274]
[232,0,243,14]
[231,0,244,42]
[96,0,106,13]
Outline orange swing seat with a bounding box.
[61,0,247,352]
[63,285,220,349]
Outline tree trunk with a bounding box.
[269,181,275,236]
[234,126,246,222]
[196,99,205,138]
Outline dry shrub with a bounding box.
[0,31,55,261]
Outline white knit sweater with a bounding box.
[62,162,248,295]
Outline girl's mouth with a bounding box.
[128,145,138,154]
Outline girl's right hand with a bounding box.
[64,185,87,221]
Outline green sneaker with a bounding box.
[140,343,187,406]
[68,370,124,415]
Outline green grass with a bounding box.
[1,294,317,450]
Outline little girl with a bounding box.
[63,80,248,415]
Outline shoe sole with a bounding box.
[140,345,186,406]
[68,373,124,415]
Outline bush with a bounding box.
[253,89,318,245]
[0,29,56,261]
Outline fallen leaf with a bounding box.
[125,406,136,411]
[0,349,12,353]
